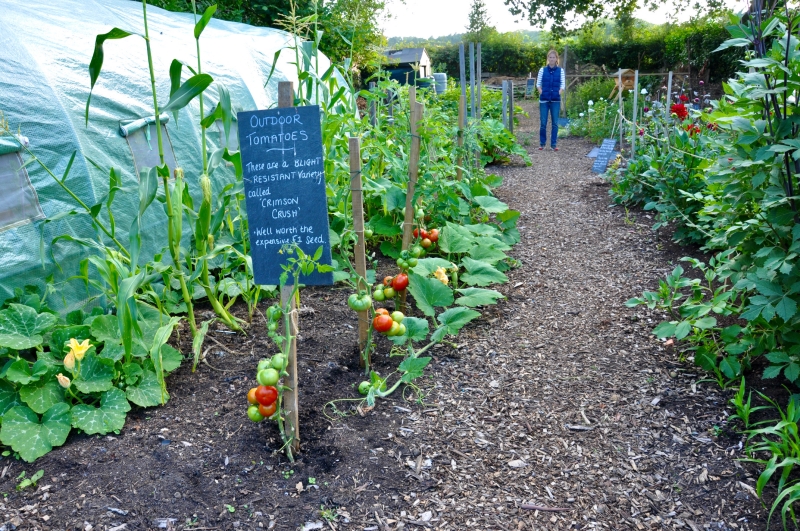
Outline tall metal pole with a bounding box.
[459,43,466,116]
[469,42,476,120]
[476,43,482,119]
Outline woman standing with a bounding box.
[536,49,565,151]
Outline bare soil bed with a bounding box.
[0,101,779,531]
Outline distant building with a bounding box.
[383,48,432,84]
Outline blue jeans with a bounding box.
[539,100,560,148]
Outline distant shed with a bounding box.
[383,48,432,84]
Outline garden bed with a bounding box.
[0,101,778,531]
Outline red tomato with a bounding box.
[392,273,409,291]
[255,385,278,406]
[428,228,439,243]
[421,229,430,239]
[383,276,394,287]
[259,402,277,417]
[372,314,394,333]
[375,308,390,316]
[413,228,420,238]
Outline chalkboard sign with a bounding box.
[238,105,333,286]
[526,78,535,97]
[592,138,618,174]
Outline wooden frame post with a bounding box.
[618,69,624,152]
[632,70,639,156]
[501,81,508,130]
[277,81,300,455]
[469,42,476,120]
[666,71,673,110]
[561,45,568,118]
[459,43,466,115]
[456,93,465,180]
[476,43,482,119]
[349,137,370,366]
[369,81,376,127]
[508,81,514,134]
[400,89,424,312]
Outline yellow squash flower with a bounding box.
[56,373,71,389]
[433,267,449,285]
[68,338,91,360]
[63,352,75,371]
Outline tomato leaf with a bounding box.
[455,288,505,307]
[460,258,507,287]
[126,370,167,407]
[0,403,71,462]
[0,304,58,350]
[407,273,454,317]
[399,357,431,383]
[20,377,65,414]
[431,307,481,343]
[70,387,131,435]
[74,353,115,394]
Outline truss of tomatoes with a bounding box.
[246,353,287,422]
[412,227,439,250]
[372,308,407,337]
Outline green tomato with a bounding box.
[400,250,410,260]
[270,354,286,371]
[391,311,405,323]
[363,228,374,239]
[348,293,373,312]
[383,286,396,299]
[415,208,424,219]
[268,322,278,332]
[257,358,271,372]
[372,288,385,302]
[247,405,264,422]
[407,257,418,268]
[358,381,371,395]
[257,368,280,386]
[396,257,407,269]
[410,245,423,258]
[396,323,407,336]
[386,321,401,336]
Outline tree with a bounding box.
[502,0,730,34]
[464,0,495,43]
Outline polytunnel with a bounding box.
[0,0,338,309]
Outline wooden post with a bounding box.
[369,82,376,127]
[501,81,508,130]
[458,92,466,173]
[469,42,476,120]
[508,81,514,134]
[618,69,623,152]
[666,71,673,110]
[349,137,370,367]
[400,92,424,312]
[632,70,639,156]
[277,81,300,455]
[459,43,467,114]
[561,45,568,117]
[477,43,482,119]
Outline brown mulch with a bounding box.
[0,100,776,531]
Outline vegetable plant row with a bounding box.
[594,8,800,525]
[0,1,529,462]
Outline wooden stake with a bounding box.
[476,43,482,118]
[349,137,370,367]
[469,42,476,120]
[666,71,673,109]
[501,81,508,129]
[561,45,568,117]
[508,81,514,134]
[618,69,624,152]
[400,91,424,312]
[459,43,466,113]
[457,92,465,180]
[369,82,376,127]
[632,70,639,156]
[277,81,300,455]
